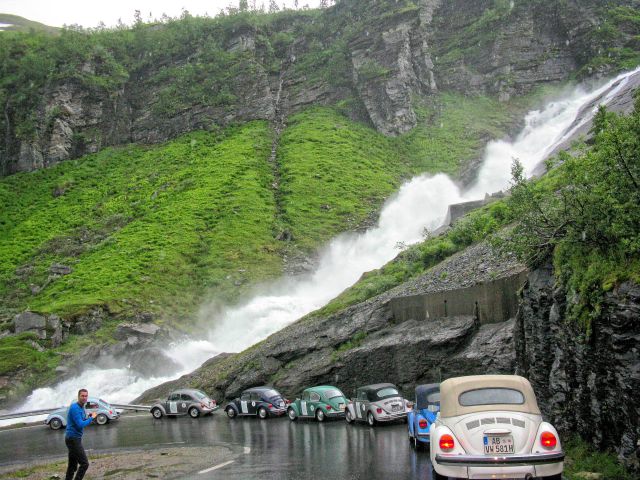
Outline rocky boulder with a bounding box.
[13,312,47,338]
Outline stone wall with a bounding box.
[390,271,528,325]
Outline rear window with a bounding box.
[262,389,280,399]
[376,387,399,399]
[459,388,524,406]
[323,389,344,400]
[192,391,207,400]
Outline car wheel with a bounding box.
[226,407,236,419]
[367,411,376,427]
[345,410,354,424]
[258,407,268,419]
[315,408,325,422]
[49,418,62,430]
[287,408,297,421]
[96,413,108,425]
[413,435,423,451]
[188,407,200,418]
[151,408,163,419]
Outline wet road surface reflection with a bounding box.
[0,413,436,479]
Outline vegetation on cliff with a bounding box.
[506,96,640,332]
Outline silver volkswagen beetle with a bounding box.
[345,383,410,426]
[150,388,218,419]
[45,397,120,430]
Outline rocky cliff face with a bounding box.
[516,263,640,469]
[4,0,637,174]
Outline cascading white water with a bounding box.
[5,67,638,424]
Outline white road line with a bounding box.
[198,460,235,474]
[243,446,251,454]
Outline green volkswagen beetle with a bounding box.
[287,385,347,422]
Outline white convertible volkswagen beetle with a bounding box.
[430,375,564,480]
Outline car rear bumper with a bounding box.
[376,411,407,422]
[435,451,565,466]
[201,406,220,414]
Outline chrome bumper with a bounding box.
[435,451,565,466]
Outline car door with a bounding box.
[300,390,311,417]
[355,390,368,420]
[167,393,180,414]
[85,400,99,419]
[248,392,261,415]
[240,391,251,415]
[309,391,321,416]
[179,394,193,414]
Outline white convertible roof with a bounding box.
[439,375,541,418]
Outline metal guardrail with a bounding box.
[111,403,151,412]
[0,403,152,421]
[0,407,64,421]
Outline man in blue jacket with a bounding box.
[65,388,96,480]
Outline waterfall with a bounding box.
[4,67,638,424]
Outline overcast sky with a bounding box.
[0,0,323,29]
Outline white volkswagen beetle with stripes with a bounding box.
[430,375,564,480]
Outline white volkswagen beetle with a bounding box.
[430,375,564,480]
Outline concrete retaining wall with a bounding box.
[390,271,528,324]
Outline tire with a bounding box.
[258,407,268,419]
[188,406,200,418]
[96,413,108,425]
[226,407,236,419]
[367,411,376,427]
[287,408,297,421]
[345,410,354,424]
[413,435,423,451]
[151,408,163,419]
[315,408,325,422]
[49,418,63,430]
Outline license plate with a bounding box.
[392,404,401,412]
[339,404,346,411]
[483,435,515,454]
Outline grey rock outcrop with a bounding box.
[136,241,521,404]
[516,263,640,468]
[13,312,46,337]
[4,0,637,174]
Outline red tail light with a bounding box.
[285,399,291,404]
[326,405,332,410]
[540,432,557,449]
[268,404,273,409]
[212,400,217,406]
[439,434,455,451]
[200,403,207,408]
[376,408,383,414]
[109,410,113,415]
[419,419,428,429]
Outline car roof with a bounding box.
[171,389,206,396]
[304,385,342,393]
[356,383,397,393]
[439,375,540,417]
[243,386,280,394]
[415,383,440,408]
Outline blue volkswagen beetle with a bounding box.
[45,397,120,430]
[407,383,440,449]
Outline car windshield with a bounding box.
[323,389,344,400]
[263,390,281,399]
[459,388,525,406]
[376,387,399,399]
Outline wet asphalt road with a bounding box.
[0,412,437,479]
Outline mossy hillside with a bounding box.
[0,121,278,321]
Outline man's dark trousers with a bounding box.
[65,436,89,480]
